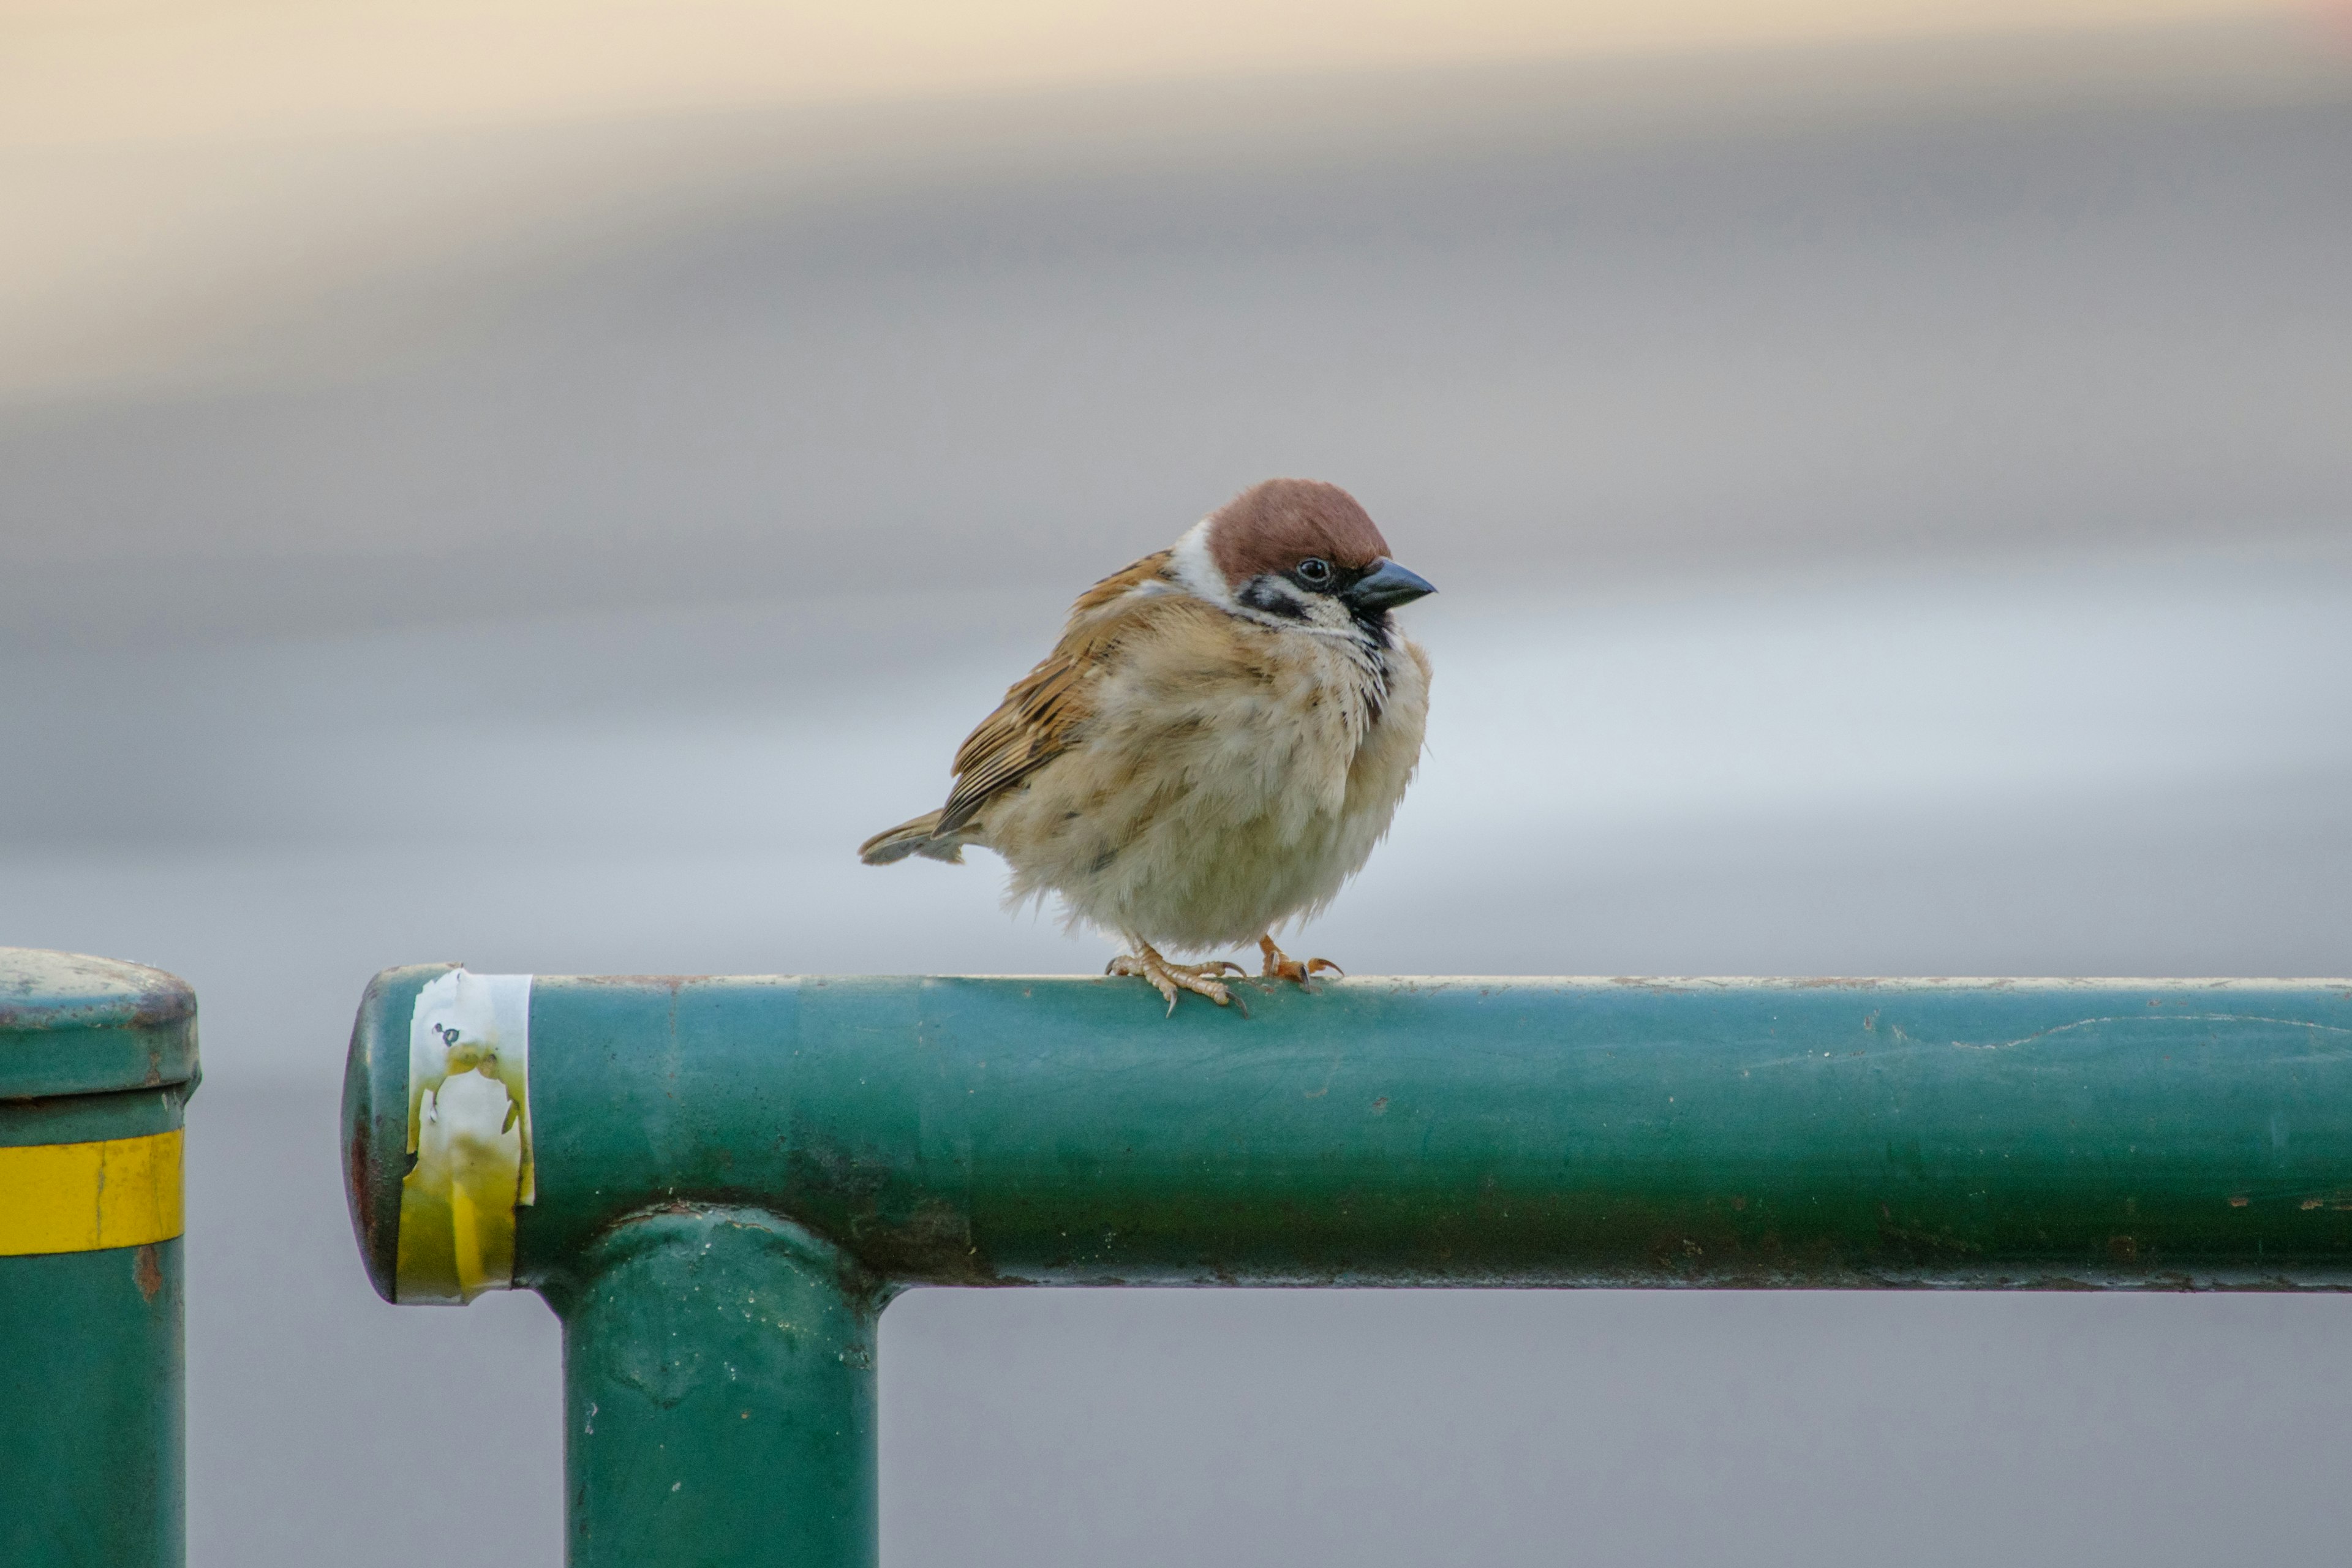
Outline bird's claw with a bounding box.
[1258,937,1343,989]
[1109,948,1237,1014]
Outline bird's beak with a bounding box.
[1344,558,1436,612]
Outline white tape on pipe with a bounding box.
[397,970,533,1303]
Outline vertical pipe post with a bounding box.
[0,949,199,1568]
[551,1207,883,1568]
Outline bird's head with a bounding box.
[1176,477,1435,636]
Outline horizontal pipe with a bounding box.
[345,969,2352,1295]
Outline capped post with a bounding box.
[2,949,199,1568]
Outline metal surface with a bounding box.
[1,947,200,1100]
[343,968,2352,1566]
[350,970,2352,1295]
[1,948,198,1568]
[549,1208,880,1568]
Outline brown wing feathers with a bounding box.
[858,551,1173,864]
[939,549,1172,831]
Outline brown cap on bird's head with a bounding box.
[1206,478,1392,585]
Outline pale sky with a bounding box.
[1,0,2317,149]
[0,0,2335,407]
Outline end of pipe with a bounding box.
[341,963,457,1303]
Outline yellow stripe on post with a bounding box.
[0,1129,184,1257]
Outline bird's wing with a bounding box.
[937,549,1175,835]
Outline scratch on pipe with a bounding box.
[1955,1012,2352,1052]
[1303,1046,1346,1099]
[1746,1009,2351,1068]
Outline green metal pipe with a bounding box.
[2,949,199,1568]
[344,968,2352,1564]
[350,970,2352,1294]
[548,1208,880,1568]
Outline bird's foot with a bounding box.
[1259,935,1343,989]
[1108,943,1243,1015]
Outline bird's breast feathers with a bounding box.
[1084,593,1412,818]
[963,562,1431,948]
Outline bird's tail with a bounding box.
[858,809,973,866]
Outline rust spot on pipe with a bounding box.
[348,1112,376,1239]
[134,1243,163,1303]
[131,993,192,1028]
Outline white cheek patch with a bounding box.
[398,968,533,1303]
[1167,518,1234,608]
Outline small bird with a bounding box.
[859,478,1434,1012]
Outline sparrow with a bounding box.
[859,478,1434,1012]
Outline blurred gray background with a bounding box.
[4,14,2351,1566]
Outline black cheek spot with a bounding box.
[1238,578,1308,620]
[1090,843,1121,873]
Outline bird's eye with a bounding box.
[1296,557,1333,587]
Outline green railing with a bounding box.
[342,966,2352,1568]
[2,949,198,1568]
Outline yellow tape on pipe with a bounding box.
[397,970,533,1303]
[0,1129,184,1257]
